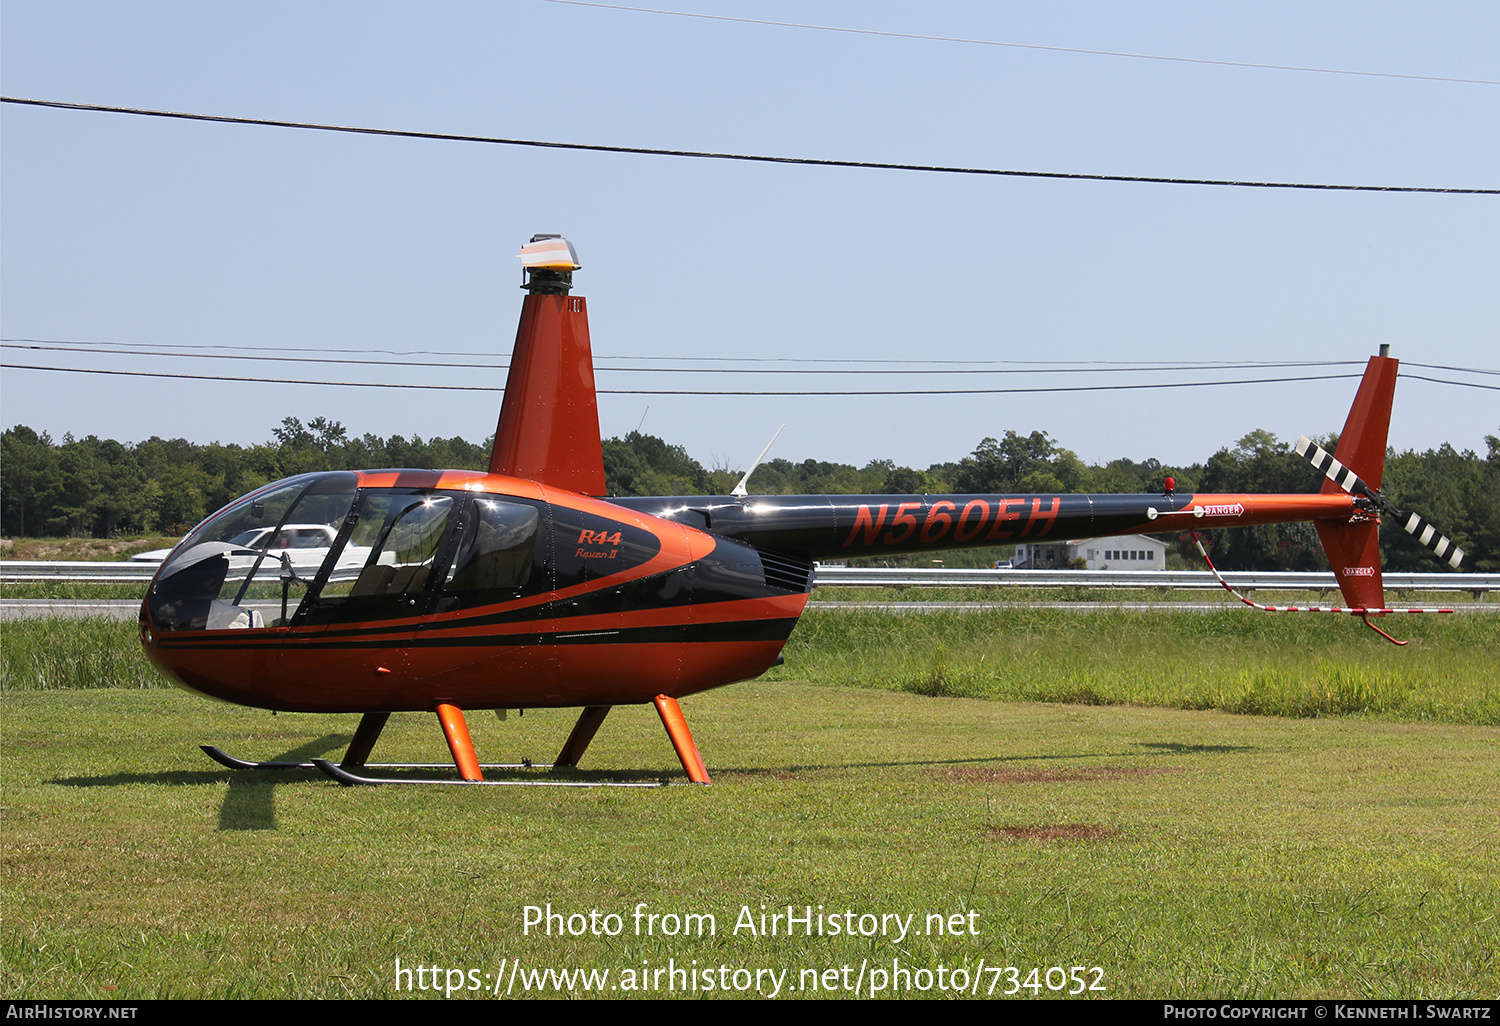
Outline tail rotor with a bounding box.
[1296,434,1465,570]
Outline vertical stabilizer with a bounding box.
[1322,351,1398,495]
[487,236,606,496]
[1312,351,1399,611]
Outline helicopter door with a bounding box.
[402,496,556,709]
[277,491,462,707]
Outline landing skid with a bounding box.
[201,745,552,772]
[201,693,712,787]
[311,759,671,788]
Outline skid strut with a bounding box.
[555,705,612,767]
[435,702,484,781]
[654,694,711,784]
[342,711,389,768]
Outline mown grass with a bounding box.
[1,687,1495,999]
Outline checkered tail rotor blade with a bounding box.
[1294,436,1464,569]
[1295,435,1372,497]
[1396,510,1465,569]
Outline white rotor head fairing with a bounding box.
[518,236,581,270]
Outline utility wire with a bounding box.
[540,1,1500,88]
[10,363,1496,392]
[4,97,1495,195]
[0,342,1367,376]
[0,338,1389,367]
[7,341,1494,379]
[0,363,1398,394]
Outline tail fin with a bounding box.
[1310,351,1399,611]
[487,236,606,496]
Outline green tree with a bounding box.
[603,431,711,496]
[1,426,60,537]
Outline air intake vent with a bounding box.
[759,548,814,594]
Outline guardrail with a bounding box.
[811,567,1496,598]
[3,560,1494,599]
[2,561,160,582]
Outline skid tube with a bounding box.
[310,759,671,788]
[201,745,551,772]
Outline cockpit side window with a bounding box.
[350,495,454,598]
[433,499,544,611]
[294,492,458,624]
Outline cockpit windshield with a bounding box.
[147,473,358,631]
[146,476,551,632]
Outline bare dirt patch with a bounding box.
[989,824,1117,842]
[941,765,1183,784]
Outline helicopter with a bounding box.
[139,235,1463,787]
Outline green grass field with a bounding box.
[5,610,1498,724]
[2,612,1496,999]
[770,608,1500,724]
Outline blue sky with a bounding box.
[3,1,1496,473]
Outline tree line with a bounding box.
[3,417,1495,572]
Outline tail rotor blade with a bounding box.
[1295,435,1371,497]
[1399,511,1465,569]
[1296,435,1464,570]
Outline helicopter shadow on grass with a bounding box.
[708,739,1261,779]
[47,739,1263,820]
[50,734,351,832]
[215,734,351,831]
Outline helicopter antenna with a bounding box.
[731,424,785,497]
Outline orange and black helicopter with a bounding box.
[140,235,1465,787]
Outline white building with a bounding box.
[1014,534,1167,570]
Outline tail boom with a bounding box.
[617,491,1361,561]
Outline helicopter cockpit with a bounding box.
[145,472,569,632]
[144,470,680,635]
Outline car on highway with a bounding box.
[132,524,342,565]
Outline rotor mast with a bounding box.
[487,235,607,496]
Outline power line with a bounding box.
[0,362,1394,393]
[0,342,1367,377]
[5,96,1495,195]
[540,0,1500,88]
[7,340,1494,379]
[0,338,1384,367]
[11,362,1495,392]
[1411,362,1500,377]
[1401,374,1500,392]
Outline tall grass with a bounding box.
[767,608,1500,724]
[0,618,161,691]
[4,608,1496,723]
